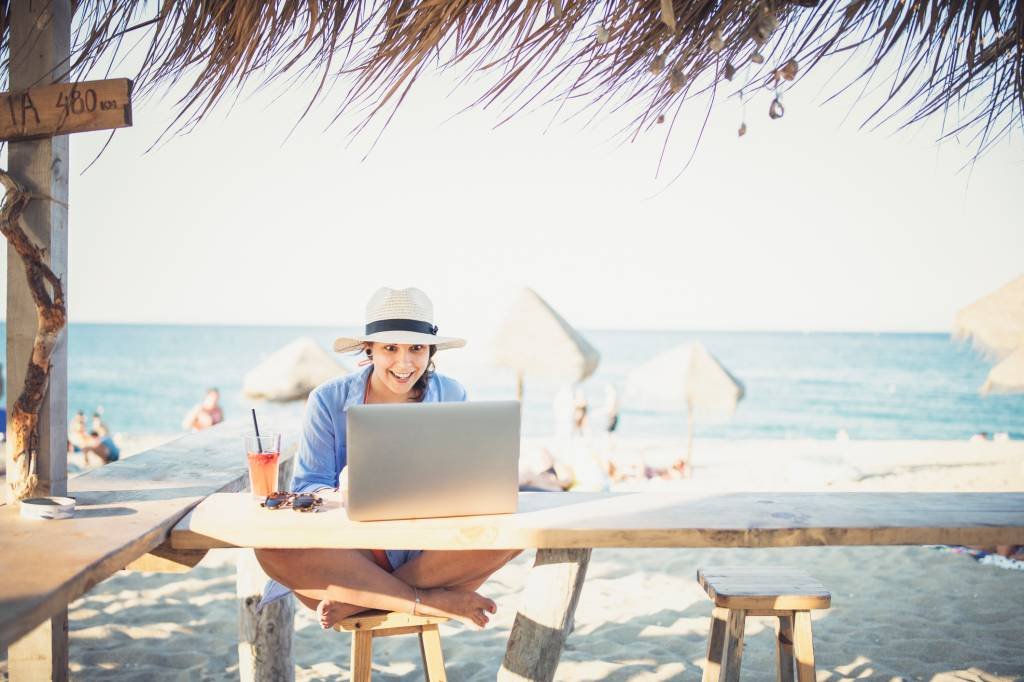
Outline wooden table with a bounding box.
[0,423,298,665]
[172,490,1024,681]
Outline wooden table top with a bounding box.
[0,423,297,648]
[171,490,1024,551]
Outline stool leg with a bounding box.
[792,611,816,682]
[721,609,746,682]
[702,607,729,682]
[350,630,373,682]
[418,624,447,682]
[775,613,795,682]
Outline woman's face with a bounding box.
[369,342,430,395]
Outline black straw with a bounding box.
[251,408,263,454]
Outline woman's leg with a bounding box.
[394,549,522,592]
[255,547,498,629]
[316,549,521,629]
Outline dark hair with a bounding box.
[363,344,438,402]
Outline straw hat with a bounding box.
[333,287,466,353]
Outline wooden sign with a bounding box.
[0,78,132,142]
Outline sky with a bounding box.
[0,33,1021,336]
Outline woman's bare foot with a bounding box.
[419,588,496,628]
[316,599,363,630]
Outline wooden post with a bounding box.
[499,548,591,682]
[237,454,295,682]
[237,550,296,682]
[6,2,71,680]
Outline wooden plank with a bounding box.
[336,610,449,631]
[123,544,208,573]
[350,630,373,682]
[5,1,71,677]
[776,613,795,682]
[721,608,746,682]
[701,607,729,682]
[171,491,1024,551]
[792,611,816,682]
[498,548,591,682]
[419,624,447,681]
[0,78,132,142]
[0,422,298,647]
[698,567,831,610]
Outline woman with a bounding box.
[256,287,519,630]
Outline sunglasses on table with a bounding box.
[261,492,323,512]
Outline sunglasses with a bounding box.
[261,492,323,512]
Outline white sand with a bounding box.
[3,437,1023,681]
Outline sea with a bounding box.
[0,324,1021,441]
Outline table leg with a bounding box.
[498,548,592,682]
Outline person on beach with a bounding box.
[67,410,88,452]
[182,388,224,431]
[255,287,520,630]
[81,429,120,465]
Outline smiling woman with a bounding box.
[255,287,520,631]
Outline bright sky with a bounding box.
[0,43,1020,336]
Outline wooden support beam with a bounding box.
[6,1,71,679]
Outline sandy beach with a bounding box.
[3,436,1023,681]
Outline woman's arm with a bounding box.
[291,389,341,493]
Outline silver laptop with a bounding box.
[345,400,520,521]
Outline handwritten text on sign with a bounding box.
[0,78,133,142]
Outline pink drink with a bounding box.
[248,450,280,497]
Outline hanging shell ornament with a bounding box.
[709,29,725,53]
[724,62,736,80]
[657,114,666,124]
[751,51,765,64]
[769,96,785,119]
[669,68,685,93]
[738,121,747,137]
[751,5,780,45]
[779,58,799,80]
[596,25,610,44]
[649,54,666,75]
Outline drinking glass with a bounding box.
[245,432,281,498]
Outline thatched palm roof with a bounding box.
[2,1,1019,149]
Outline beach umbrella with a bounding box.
[626,342,744,472]
[954,275,1024,359]
[492,288,600,400]
[954,275,1024,394]
[981,347,1024,395]
[243,338,349,402]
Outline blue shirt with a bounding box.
[291,365,468,493]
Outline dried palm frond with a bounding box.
[0,0,1018,153]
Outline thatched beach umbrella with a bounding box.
[626,342,744,472]
[954,275,1024,394]
[493,288,600,401]
[242,338,349,402]
[981,347,1024,395]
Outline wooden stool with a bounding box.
[697,567,831,682]
[334,609,449,681]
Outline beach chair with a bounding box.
[697,567,831,682]
[334,609,449,681]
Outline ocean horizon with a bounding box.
[0,323,1021,441]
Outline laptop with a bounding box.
[345,400,520,521]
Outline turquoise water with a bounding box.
[0,324,1021,440]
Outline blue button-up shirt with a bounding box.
[291,365,468,493]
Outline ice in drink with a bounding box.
[248,450,280,497]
